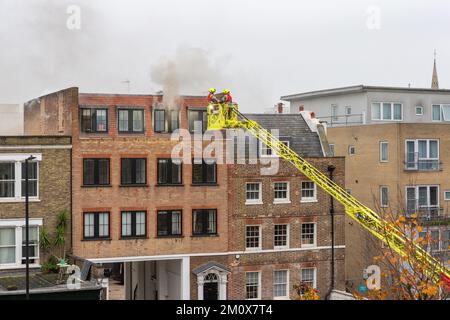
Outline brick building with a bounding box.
[0,136,72,271]
[22,87,346,300]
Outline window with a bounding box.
[274,224,289,249]
[83,212,110,240]
[348,145,355,155]
[0,219,42,268]
[445,191,450,201]
[405,139,439,171]
[245,272,260,300]
[273,182,289,203]
[80,108,108,133]
[188,109,208,133]
[245,226,261,250]
[329,144,335,157]
[300,268,316,289]
[157,210,182,236]
[157,159,182,185]
[118,109,144,133]
[274,270,289,299]
[83,159,110,186]
[0,156,41,201]
[121,211,146,238]
[345,106,352,115]
[301,223,316,247]
[380,186,389,208]
[260,140,289,157]
[121,158,147,185]
[416,106,424,116]
[432,104,450,121]
[379,141,388,162]
[192,209,217,235]
[371,102,402,121]
[245,182,262,204]
[331,104,338,121]
[154,109,180,133]
[301,181,317,202]
[192,159,217,185]
[406,185,439,217]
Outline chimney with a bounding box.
[311,112,316,119]
[277,103,284,114]
[299,105,304,112]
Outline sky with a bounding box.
[0,0,449,112]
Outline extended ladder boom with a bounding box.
[208,102,450,286]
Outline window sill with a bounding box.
[300,199,318,203]
[117,131,145,135]
[191,234,219,238]
[119,184,149,188]
[0,198,40,203]
[245,201,263,205]
[273,200,291,205]
[191,183,219,187]
[274,296,290,300]
[301,245,317,249]
[274,246,289,250]
[156,184,184,187]
[156,235,184,239]
[82,238,112,242]
[82,185,112,188]
[120,236,148,240]
[245,248,262,252]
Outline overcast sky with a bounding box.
[0,0,449,112]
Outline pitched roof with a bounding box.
[192,262,230,275]
[244,114,324,157]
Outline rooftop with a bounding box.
[281,85,450,101]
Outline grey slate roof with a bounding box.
[243,113,324,157]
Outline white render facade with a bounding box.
[282,85,450,127]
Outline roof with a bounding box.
[281,85,450,101]
[244,114,324,157]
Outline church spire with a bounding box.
[431,49,439,89]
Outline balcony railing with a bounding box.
[404,152,441,171]
[318,114,365,127]
[406,207,450,223]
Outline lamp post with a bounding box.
[25,155,36,300]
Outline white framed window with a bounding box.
[273,270,289,299]
[405,185,439,217]
[245,182,262,205]
[274,224,289,249]
[300,268,317,289]
[301,223,316,248]
[415,106,424,116]
[0,154,41,202]
[245,225,262,250]
[301,181,317,202]
[345,106,352,115]
[444,191,450,201]
[259,140,290,158]
[379,141,389,162]
[371,102,403,121]
[331,104,338,121]
[348,145,355,156]
[245,271,261,300]
[380,186,389,208]
[329,144,335,157]
[432,104,450,121]
[419,228,448,252]
[405,139,439,171]
[0,218,42,269]
[273,182,290,204]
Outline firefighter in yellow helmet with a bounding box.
[207,88,218,103]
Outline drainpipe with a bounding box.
[326,165,336,300]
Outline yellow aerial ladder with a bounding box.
[207,99,450,288]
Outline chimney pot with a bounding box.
[277,103,284,114]
[310,112,316,119]
[299,105,305,112]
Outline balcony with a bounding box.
[404,153,441,171]
[318,114,365,127]
[406,207,450,224]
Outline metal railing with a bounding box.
[318,114,365,127]
[406,207,450,222]
[405,152,441,171]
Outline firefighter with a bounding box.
[222,89,232,104]
[207,88,218,103]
